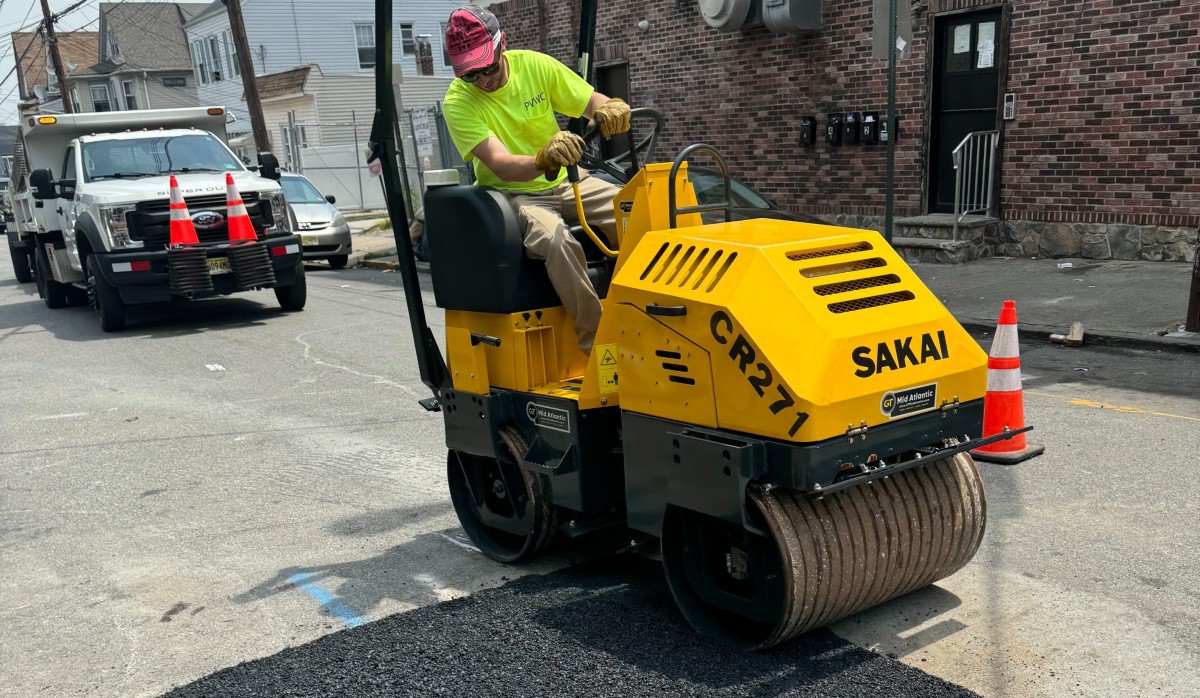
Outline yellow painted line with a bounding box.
[1026,390,1200,423]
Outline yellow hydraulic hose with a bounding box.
[571,180,619,258]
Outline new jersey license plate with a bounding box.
[207,257,231,275]
[301,236,317,246]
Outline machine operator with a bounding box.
[442,5,631,355]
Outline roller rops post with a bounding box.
[970,300,1045,465]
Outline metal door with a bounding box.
[928,10,1002,213]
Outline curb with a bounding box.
[958,320,1200,355]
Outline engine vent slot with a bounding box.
[659,354,695,385]
[828,290,916,313]
[787,242,873,261]
[813,273,901,296]
[640,242,670,280]
[801,257,886,278]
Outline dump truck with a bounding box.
[367,0,1028,649]
[7,105,305,330]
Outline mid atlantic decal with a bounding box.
[880,383,938,418]
[710,310,809,437]
[526,402,570,433]
[852,330,950,378]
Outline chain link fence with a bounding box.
[279,106,470,213]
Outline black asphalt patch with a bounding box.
[163,555,977,697]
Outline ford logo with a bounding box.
[192,211,225,230]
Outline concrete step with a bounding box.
[891,237,978,265]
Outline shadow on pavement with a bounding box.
[169,555,978,698]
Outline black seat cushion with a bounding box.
[423,185,613,313]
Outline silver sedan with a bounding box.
[281,172,353,269]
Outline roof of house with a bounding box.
[94,2,210,71]
[252,65,314,100]
[12,31,100,100]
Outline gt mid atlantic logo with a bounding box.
[880,383,938,419]
[525,401,570,433]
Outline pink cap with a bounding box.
[445,6,502,77]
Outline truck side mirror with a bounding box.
[325,195,336,204]
[58,179,77,198]
[257,152,281,181]
[30,169,55,200]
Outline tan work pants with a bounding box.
[507,174,619,355]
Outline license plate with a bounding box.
[301,236,317,246]
[207,257,231,275]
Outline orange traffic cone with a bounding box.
[971,300,1044,464]
[168,175,199,247]
[224,173,258,244]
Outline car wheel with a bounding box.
[10,244,33,283]
[275,263,307,311]
[87,256,126,331]
[326,254,348,270]
[35,244,71,309]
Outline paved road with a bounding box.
[2,253,1197,697]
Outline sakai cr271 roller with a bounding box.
[367,0,1023,650]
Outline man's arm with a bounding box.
[583,91,611,120]
[470,137,545,183]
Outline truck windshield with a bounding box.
[81,134,244,182]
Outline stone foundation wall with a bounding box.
[991,222,1198,263]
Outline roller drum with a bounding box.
[755,453,986,648]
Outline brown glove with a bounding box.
[592,98,631,138]
[534,131,585,179]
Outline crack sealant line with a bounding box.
[1026,390,1200,423]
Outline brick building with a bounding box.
[491,0,1198,263]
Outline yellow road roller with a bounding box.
[367,0,1024,651]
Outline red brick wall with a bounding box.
[493,0,1200,227]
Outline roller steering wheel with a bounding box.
[579,107,665,184]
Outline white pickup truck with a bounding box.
[7,106,305,331]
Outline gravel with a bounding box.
[163,555,978,698]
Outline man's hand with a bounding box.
[534,131,585,179]
[592,98,631,139]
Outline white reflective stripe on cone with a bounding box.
[986,366,1023,392]
[990,324,1020,358]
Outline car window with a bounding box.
[690,172,772,210]
[280,176,328,204]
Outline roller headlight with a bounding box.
[100,205,142,249]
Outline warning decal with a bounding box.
[596,343,619,394]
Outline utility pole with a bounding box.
[39,0,73,113]
[224,0,270,153]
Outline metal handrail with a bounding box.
[952,130,999,240]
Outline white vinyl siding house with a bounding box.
[185,0,461,154]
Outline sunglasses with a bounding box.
[461,60,501,83]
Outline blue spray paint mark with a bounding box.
[288,572,365,628]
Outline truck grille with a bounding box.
[128,193,272,248]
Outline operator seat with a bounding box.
[423,184,611,314]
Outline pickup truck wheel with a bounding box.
[274,263,307,311]
[327,254,348,270]
[35,244,71,309]
[10,244,33,283]
[87,256,126,331]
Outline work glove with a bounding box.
[534,131,585,179]
[592,98,631,138]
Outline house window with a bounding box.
[208,36,223,81]
[108,30,120,57]
[163,77,186,87]
[191,40,209,86]
[355,23,374,69]
[441,22,452,66]
[122,81,137,110]
[90,84,112,112]
[399,22,414,56]
[223,30,240,78]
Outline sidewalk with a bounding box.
[349,219,1200,353]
